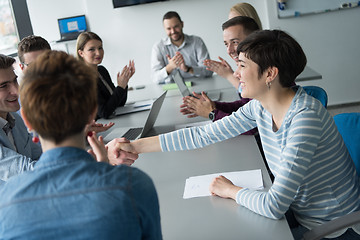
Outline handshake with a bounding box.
[87,133,159,166]
[87,134,137,166]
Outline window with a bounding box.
[0,0,18,55]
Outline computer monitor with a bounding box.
[113,0,168,8]
[57,15,87,42]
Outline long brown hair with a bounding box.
[76,31,102,61]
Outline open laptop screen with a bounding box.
[57,15,87,41]
[172,72,191,97]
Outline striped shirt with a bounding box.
[160,86,360,236]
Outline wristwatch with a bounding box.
[209,111,216,121]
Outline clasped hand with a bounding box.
[167,52,188,72]
[180,91,215,118]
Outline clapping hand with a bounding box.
[86,120,114,133]
[117,60,135,89]
[204,57,234,79]
[180,91,215,118]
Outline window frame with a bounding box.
[2,0,33,56]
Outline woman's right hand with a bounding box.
[117,60,135,89]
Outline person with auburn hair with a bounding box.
[115,30,360,239]
[18,34,114,133]
[0,51,162,239]
[229,2,262,30]
[77,31,135,119]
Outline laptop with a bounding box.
[172,72,220,101]
[121,91,167,140]
[57,15,87,42]
[113,99,153,116]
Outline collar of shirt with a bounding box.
[165,34,189,49]
[0,113,15,134]
[35,146,95,169]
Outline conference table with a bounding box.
[124,65,321,103]
[97,74,298,239]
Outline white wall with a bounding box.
[27,0,86,41]
[266,1,360,105]
[26,0,267,85]
[26,0,360,106]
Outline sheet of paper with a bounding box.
[175,120,212,130]
[183,169,263,199]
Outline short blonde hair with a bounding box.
[230,3,262,30]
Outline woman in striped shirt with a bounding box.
[117,30,360,239]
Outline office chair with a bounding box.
[333,112,360,175]
[302,112,360,240]
[302,211,360,240]
[303,86,328,108]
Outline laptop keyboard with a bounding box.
[121,127,143,140]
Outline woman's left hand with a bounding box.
[209,175,242,200]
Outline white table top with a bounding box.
[133,136,293,240]
[97,76,295,239]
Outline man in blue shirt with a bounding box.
[0,54,41,183]
[0,51,162,239]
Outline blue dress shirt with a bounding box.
[0,147,162,239]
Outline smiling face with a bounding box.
[78,39,104,66]
[0,67,20,119]
[163,17,184,44]
[223,24,249,62]
[234,53,267,99]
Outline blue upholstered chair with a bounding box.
[302,112,360,240]
[333,112,360,176]
[303,86,328,108]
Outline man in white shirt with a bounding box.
[151,11,213,84]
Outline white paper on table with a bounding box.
[175,120,212,130]
[183,169,263,199]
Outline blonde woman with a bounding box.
[229,2,262,30]
[77,32,135,119]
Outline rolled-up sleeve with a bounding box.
[151,41,171,84]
